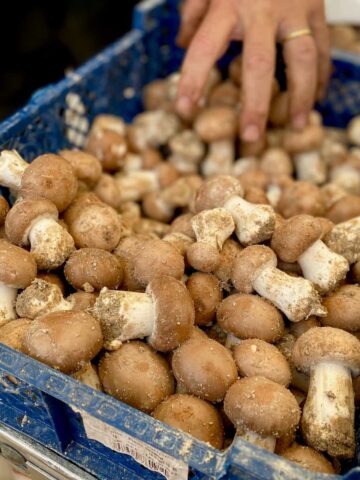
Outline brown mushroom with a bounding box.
[212,238,243,291]
[59,149,102,188]
[282,125,325,154]
[278,181,326,218]
[289,317,320,338]
[67,292,97,312]
[280,443,335,474]
[208,81,240,109]
[326,194,360,223]
[186,273,223,326]
[36,273,65,295]
[323,215,360,264]
[72,363,102,391]
[0,319,32,352]
[0,196,9,225]
[321,284,360,333]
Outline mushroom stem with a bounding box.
[224,196,275,245]
[0,284,17,325]
[302,361,355,458]
[0,150,28,190]
[266,184,282,208]
[202,140,234,177]
[298,239,349,292]
[237,430,276,452]
[115,171,159,202]
[225,333,242,349]
[253,266,326,322]
[294,151,326,185]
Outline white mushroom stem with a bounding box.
[266,184,282,208]
[115,171,159,202]
[202,140,235,177]
[253,266,326,322]
[236,430,276,452]
[330,165,360,195]
[324,216,360,264]
[225,333,242,350]
[122,153,143,173]
[232,157,258,176]
[0,284,17,326]
[293,151,327,185]
[93,289,155,350]
[298,239,349,293]
[191,208,235,251]
[224,196,276,245]
[302,362,355,458]
[28,217,75,270]
[168,154,198,174]
[0,150,28,190]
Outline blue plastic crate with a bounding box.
[0,1,359,478]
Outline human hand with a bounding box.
[176,0,330,142]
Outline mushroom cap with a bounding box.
[244,186,269,205]
[86,128,127,171]
[217,294,284,342]
[289,317,320,338]
[36,273,65,295]
[194,175,243,213]
[278,182,325,219]
[72,362,102,391]
[269,91,289,127]
[5,197,58,246]
[209,80,239,108]
[115,236,184,291]
[172,338,238,402]
[213,238,243,290]
[67,291,97,312]
[170,213,195,239]
[98,341,174,413]
[282,125,325,154]
[59,149,102,187]
[143,79,168,110]
[231,245,277,293]
[23,311,103,374]
[64,248,123,291]
[280,444,335,474]
[233,339,291,386]
[321,285,360,332]
[237,170,268,191]
[0,240,37,288]
[93,173,121,209]
[146,276,194,352]
[224,376,301,437]
[186,242,221,273]
[194,106,237,142]
[20,154,78,212]
[260,147,293,178]
[271,215,323,263]
[152,394,224,449]
[0,196,9,226]
[352,260,360,282]
[292,326,360,376]
[326,195,360,224]
[186,272,223,326]
[0,318,32,352]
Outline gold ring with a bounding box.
[283,28,312,43]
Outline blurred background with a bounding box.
[0,0,139,120]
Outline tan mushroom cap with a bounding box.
[278,182,326,219]
[20,154,78,212]
[5,197,58,246]
[172,338,238,402]
[98,341,174,413]
[280,444,335,474]
[217,294,284,343]
[194,106,237,142]
[244,186,269,205]
[170,213,195,240]
[233,339,291,387]
[93,173,121,209]
[0,319,32,352]
[59,149,102,187]
[237,170,268,191]
[271,215,323,263]
[260,147,293,178]
[67,292,97,312]
[231,245,277,294]
[86,128,127,171]
[0,196,9,226]
[64,248,123,292]
[186,242,221,273]
[321,285,360,332]
[146,276,194,352]
[143,79,168,110]
[208,81,239,108]
[0,240,37,288]
[23,311,103,374]
[318,217,334,238]
[186,273,223,326]
[326,195,360,224]
[141,148,163,169]
[269,91,289,127]
[194,175,243,213]
[224,376,301,437]
[292,326,360,376]
[115,236,184,291]
[152,394,224,449]
[213,238,243,290]
[289,317,320,338]
[282,125,325,154]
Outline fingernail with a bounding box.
[292,113,307,130]
[242,124,260,142]
[176,96,193,116]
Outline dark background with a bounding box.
[0,1,139,120]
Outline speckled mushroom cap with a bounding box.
[186,272,223,326]
[292,326,360,376]
[152,394,224,449]
[98,341,174,413]
[321,285,360,332]
[233,339,291,386]
[20,154,78,212]
[23,311,103,374]
[67,292,97,312]
[289,317,320,338]
[271,215,323,263]
[170,213,195,239]
[193,175,243,213]
[217,293,284,343]
[0,196,9,226]
[36,273,65,294]
[278,182,326,219]
[5,197,58,246]
[213,238,243,290]
[282,125,325,154]
[0,240,37,288]
[326,195,360,224]
[224,376,301,437]
[194,106,237,142]
[280,444,335,474]
[0,319,32,352]
[231,245,277,294]
[172,338,238,402]
[146,276,194,352]
[59,149,102,187]
[115,236,184,291]
[64,248,123,292]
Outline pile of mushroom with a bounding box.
[2,54,360,476]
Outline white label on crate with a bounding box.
[79,410,189,480]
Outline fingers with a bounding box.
[240,21,276,142]
[310,14,331,100]
[176,1,236,117]
[177,0,209,48]
[283,30,318,129]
